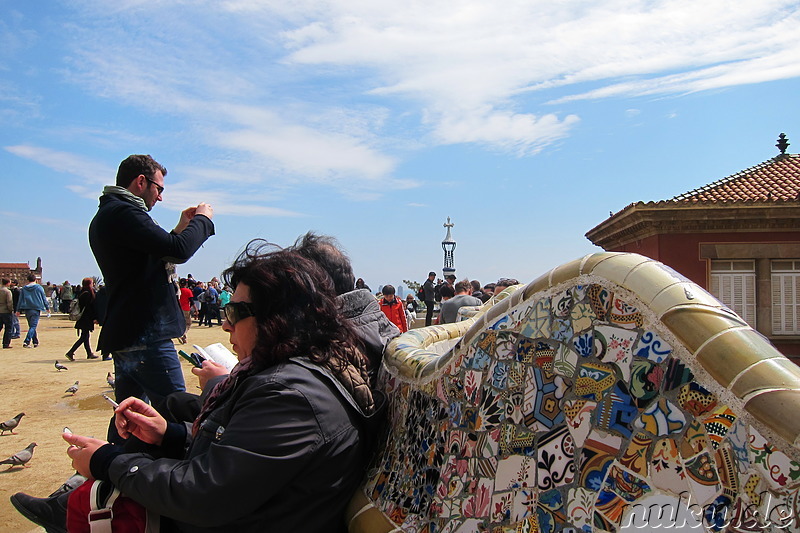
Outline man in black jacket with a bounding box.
[422,271,436,326]
[89,154,214,442]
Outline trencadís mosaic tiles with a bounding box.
[351,253,800,533]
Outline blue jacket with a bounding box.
[89,193,214,352]
[16,283,49,312]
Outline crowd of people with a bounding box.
[6,153,521,532]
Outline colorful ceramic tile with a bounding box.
[594,325,638,382]
[677,382,718,417]
[519,299,551,340]
[552,289,574,319]
[567,487,595,532]
[491,491,514,523]
[571,301,596,335]
[595,381,638,439]
[726,497,766,533]
[715,443,740,498]
[748,427,800,490]
[515,337,536,364]
[650,438,687,494]
[662,357,694,391]
[680,420,710,458]
[587,284,613,321]
[501,388,525,426]
[475,389,504,430]
[536,425,575,490]
[703,406,737,449]
[608,295,644,329]
[553,343,578,378]
[511,487,537,523]
[633,397,686,436]
[495,332,518,360]
[703,494,732,532]
[563,398,596,448]
[465,346,493,371]
[523,366,565,430]
[602,464,652,502]
[579,430,623,491]
[464,370,483,405]
[500,424,536,457]
[551,317,573,343]
[684,452,722,506]
[628,359,663,408]
[726,419,750,473]
[461,477,493,518]
[535,489,565,533]
[594,489,629,529]
[533,341,557,374]
[619,432,653,476]
[633,329,673,362]
[575,361,617,401]
[572,331,594,358]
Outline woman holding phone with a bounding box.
[12,240,376,532]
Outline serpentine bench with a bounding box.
[346,252,800,533]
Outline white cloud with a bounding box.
[5,145,112,184]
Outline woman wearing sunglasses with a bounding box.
[29,241,376,532]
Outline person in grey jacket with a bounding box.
[15,273,49,348]
[13,242,376,533]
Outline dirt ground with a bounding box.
[0,314,233,532]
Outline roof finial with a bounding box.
[776,133,790,155]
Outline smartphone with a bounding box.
[102,394,119,409]
[179,349,203,368]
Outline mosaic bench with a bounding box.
[345,252,800,533]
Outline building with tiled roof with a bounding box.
[0,259,42,283]
[586,134,800,358]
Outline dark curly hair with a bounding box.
[222,239,368,377]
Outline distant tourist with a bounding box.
[422,271,437,326]
[438,280,482,324]
[15,273,50,348]
[65,278,99,360]
[379,284,408,333]
[0,278,13,349]
[59,280,74,313]
[355,277,371,292]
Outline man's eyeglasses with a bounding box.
[223,301,256,325]
[145,177,165,195]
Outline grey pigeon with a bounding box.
[106,371,115,390]
[55,360,68,372]
[65,381,79,395]
[0,442,37,468]
[0,413,25,435]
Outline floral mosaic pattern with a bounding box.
[363,281,800,532]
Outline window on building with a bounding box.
[710,260,756,327]
[772,260,800,335]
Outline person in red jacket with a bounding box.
[379,285,408,333]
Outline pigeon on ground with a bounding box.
[65,381,80,395]
[0,442,37,468]
[106,371,115,390]
[0,413,25,435]
[49,471,88,497]
[55,360,68,372]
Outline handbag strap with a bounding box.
[88,480,121,533]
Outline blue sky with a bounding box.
[2,0,800,293]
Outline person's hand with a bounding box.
[64,432,107,479]
[114,397,167,445]
[194,202,213,220]
[191,359,227,390]
[173,206,197,234]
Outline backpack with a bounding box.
[416,286,425,301]
[69,298,83,321]
[67,479,159,532]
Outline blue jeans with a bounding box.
[108,340,186,443]
[10,313,20,338]
[22,309,41,346]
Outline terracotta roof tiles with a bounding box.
[671,153,800,203]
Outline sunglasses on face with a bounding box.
[145,176,165,194]
[223,301,255,325]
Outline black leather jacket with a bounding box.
[92,359,370,532]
